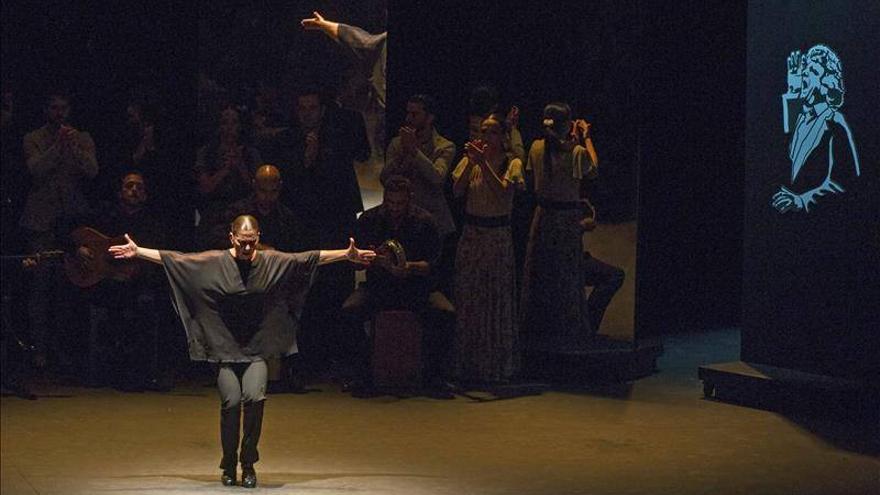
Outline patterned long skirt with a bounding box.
[453,224,518,383]
[520,206,590,349]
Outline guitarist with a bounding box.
[75,171,168,390]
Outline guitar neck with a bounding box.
[0,250,66,260]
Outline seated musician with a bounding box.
[341,175,455,398]
[75,171,168,390]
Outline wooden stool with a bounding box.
[371,310,422,389]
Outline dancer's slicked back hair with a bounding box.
[230,215,260,235]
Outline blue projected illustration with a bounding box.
[772,45,860,214]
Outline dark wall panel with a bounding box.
[743,0,880,378]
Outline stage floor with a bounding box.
[2,329,878,495]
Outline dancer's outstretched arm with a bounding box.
[301,11,339,40]
[108,234,162,264]
[318,237,375,266]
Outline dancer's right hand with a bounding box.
[108,234,139,259]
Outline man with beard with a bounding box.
[342,175,455,399]
[382,94,457,294]
[77,171,167,390]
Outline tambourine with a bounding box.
[375,239,407,269]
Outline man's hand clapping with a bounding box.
[56,125,78,153]
[573,119,591,142]
[464,139,487,164]
[399,126,418,155]
[141,124,155,151]
[505,105,520,130]
[304,131,319,167]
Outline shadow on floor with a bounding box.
[113,471,442,487]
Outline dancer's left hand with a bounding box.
[301,11,328,30]
[346,237,376,265]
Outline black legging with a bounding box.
[216,360,267,471]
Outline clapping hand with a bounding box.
[464,139,486,164]
[222,145,243,169]
[304,131,319,166]
[505,105,520,129]
[399,126,418,155]
[142,125,155,151]
[57,125,77,152]
[572,119,591,143]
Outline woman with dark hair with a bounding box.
[520,102,598,347]
[452,113,524,384]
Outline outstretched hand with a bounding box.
[108,234,139,259]
[301,11,325,29]
[345,237,376,265]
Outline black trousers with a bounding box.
[217,360,267,471]
[583,251,625,334]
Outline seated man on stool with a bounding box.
[342,175,455,399]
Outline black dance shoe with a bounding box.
[220,468,236,486]
[241,466,257,488]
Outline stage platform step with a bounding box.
[699,361,880,423]
[522,337,662,383]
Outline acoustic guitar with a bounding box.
[64,227,142,288]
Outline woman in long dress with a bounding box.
[520,102,598,349]
[452,114,524,384]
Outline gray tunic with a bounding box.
[160,249,319,362]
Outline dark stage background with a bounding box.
[743,0,880,379]
[635,1,746,339]
[4,0,747,339]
